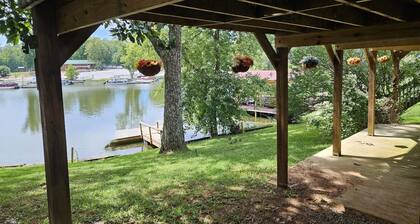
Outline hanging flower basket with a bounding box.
[300,56,319,69]
[137,59,162,76]
[347,57,361,65]
[378,55,390,64]
[232,55,254,73]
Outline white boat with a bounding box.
[104,77,129,86]
[128,76,157,84]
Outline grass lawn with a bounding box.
[400,102,420,124]
[0,124,331,224]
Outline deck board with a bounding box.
[304,124,420,224]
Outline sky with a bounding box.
[0,25,113,47]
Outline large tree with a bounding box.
[120,41,157,79]
[109,21,186,153]
[183,28,269,137]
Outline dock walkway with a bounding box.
[241,105,276,116]
[109,122,162,148]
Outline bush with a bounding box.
[0,65,11,77]
[302,72,368,138]
[289,68,332,122]
[65,65,79,80]
[375,97,395,124]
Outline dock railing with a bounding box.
[139,121,163,147]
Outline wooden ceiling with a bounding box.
[21,0,420,47]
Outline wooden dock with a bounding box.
[108,122,162,148]
[241,105,277,116]
[139,121,162,148]
[108,121,274,149]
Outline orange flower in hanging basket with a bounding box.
[232,55,254,73]
[378,55,390,64]
[137,59,162,76]
[347,57,361,65]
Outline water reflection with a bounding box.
[22,91,41,134]
[0,83,164,166]
[116,86,145,129]
[64,87,115,116]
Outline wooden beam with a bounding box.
[325,45,343,156]
[335,0,404,22]
[57,0,183,34]
[58,25,99,66]
[32,1,72,223]
[336,38,420,50]
[276,21,420,47]
[150,6,299,33]
[175,0,335,31]
[274,35,290,188]
[364,49,377,136]
[257,33,290,188]
[238,0,389,27]
[18,0,45,9]
[372,45,420,51]
[127,12,278,34]
[254,33,278,67]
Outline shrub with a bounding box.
[0,65,11,77]
[65,65,79,80]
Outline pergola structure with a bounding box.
[19,0,420,223]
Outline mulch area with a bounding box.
[212,161,393,224]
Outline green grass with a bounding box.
[400,102,420,124]
[0,124,330,224]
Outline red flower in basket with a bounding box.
[137,59,162,76]
[232,55,254,73]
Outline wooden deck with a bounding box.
[303,124,420,224]
[109,122,162,148]
[241,105,276,115]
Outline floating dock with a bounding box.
[108,122,162,148]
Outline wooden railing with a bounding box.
[139,121,163,147]
[400,77,420,110]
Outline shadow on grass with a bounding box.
[2,124,370,223]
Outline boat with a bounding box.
[62,80,74,86]
[21,82,37,88]
[21,78,38,88]
[127,76,157,84]
[0,81,19,90]
[104,77,130,86]
[71,80,86,84]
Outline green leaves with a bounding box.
[0,0,32,45]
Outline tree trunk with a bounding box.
[149,25,186,153]
[209,30,220,138]
[390,50,409,123]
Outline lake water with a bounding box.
[0,83,164,166]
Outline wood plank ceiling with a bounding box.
[23,0,420,47]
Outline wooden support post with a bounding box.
[32,1,72,223]
[365,49,377,136]
[256,33,290,188]
[390,50,410,123]
[254,103,257,122]
[325,45,343,156]
[71,147,74,163]
[140,123,143,138]
[149,127,153,145]
[275,46,290,188]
